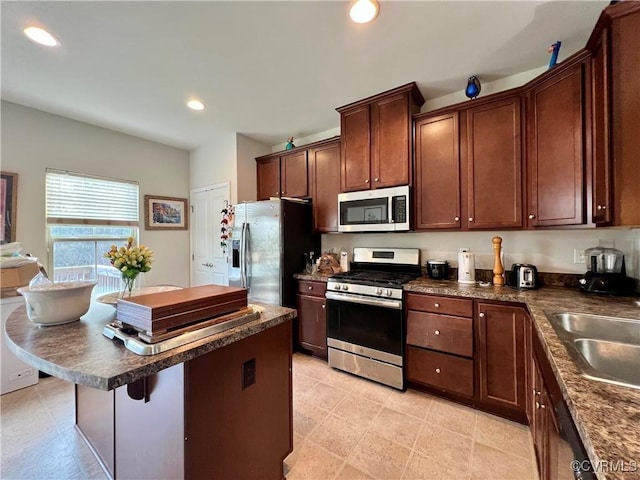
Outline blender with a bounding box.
[579,246,631,294]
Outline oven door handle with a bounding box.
[326,292,402,310]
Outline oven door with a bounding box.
[326,292,403,360]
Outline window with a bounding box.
[46,169,139,295]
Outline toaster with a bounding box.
[510,264,539,289]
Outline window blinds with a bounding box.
[46,169,139,226]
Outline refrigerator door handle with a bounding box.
[240,223,247,288]
[244,223,251,290]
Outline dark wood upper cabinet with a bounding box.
[281,150,308,198]
[414,112,461,230]
[609,4,640,226]
[338,83,424,193]
[256,157,280,201]
[527,59,587,227]
[466,97,523,229]
[476,302,527,416]
[590,29,612,225]
[308,139,341,233]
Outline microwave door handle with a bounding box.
[389,196,394,224]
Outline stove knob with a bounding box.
[342,285,349,291]
[385,289,392,296]
[334,284,342,290]
[376,288,383,295]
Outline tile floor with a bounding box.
[1,353,538,480]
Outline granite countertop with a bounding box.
[404,278,640,480]
[4,301,295,391]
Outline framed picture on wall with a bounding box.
[1,172,18,243]
[144,195,188,230]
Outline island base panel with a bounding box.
[185,320,293,480]
[75,384,115,478]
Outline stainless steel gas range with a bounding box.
[325,247,421,390]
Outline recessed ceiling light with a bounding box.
[186,99,206,111]
[350,0,379,24]
[23,26,60,47]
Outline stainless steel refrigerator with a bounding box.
[228,198,320,308]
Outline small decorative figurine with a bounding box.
[465,76,481,99]
[285,137,295,150]
[548,41,562,69]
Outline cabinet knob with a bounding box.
[364,179,370,184]
[434,330,440,335]
[275,191,279,195]
[468,217,474,222]
[322,304,326,309]
[597,205,607,211]
[308,286,313,290]
[528,214,536,220]
[282,191,286,195]
[435,368,441,374]
[434,303,440,308]
[454,216,460,222]
[479,312,485,318]
[374,177,379,182]
[535,401,546,409]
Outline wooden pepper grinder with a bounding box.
[492,236,505,286]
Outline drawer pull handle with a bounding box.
[435,368,441,374]
[434,330,440,335]
[479,312,485,318]
[434,303,440,308]
[308,286,313,290]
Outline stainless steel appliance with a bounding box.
[325,247,421,390]
[338,185,410,232]
[511,263,539,289]
[229,199,320,307]
[579,245,631,295]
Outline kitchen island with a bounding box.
[4,300,296,480]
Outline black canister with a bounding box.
[426,260,449,280]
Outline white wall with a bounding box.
[236,134,269,202]
[189,130,237,200]
[1,101,191,288]
[322,229,640,280]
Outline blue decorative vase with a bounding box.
[465,76,481,99]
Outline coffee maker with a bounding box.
[579,245,631,295]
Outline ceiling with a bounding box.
[1,1,608,151]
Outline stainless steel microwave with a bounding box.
[338,185,410,232]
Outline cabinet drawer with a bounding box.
[406,293,473,317]
[406,311,473,357]
[297,280,327,297]
[406,346,474,397]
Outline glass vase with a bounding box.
[120,272,139,299]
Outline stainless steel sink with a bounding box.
[552,312,640,344]
[573,338,640,388]
[545,311,640,390]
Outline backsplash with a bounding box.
[321,229,640,281]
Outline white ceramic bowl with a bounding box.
[17,281,97,326]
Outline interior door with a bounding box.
[190,183,230,287]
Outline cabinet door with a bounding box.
[466,97,523,229]
[371,93,411,188]
[341,104,371,192]
[297,294,327,359]
[309,141,340,233]
[281,150,308,198]
[414,113,461,229]
[477,303,527,413]
[256,157,280,200]
[591,29,612,225]
[528,63,585,226]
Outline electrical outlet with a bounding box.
[242,358,256,389]
[573,249,586,264]
[10,368,34,381]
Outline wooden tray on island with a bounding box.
[116,285,247,336]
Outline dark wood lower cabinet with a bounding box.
[476,302,527,419]
[296,280,327,359]
[76,321,292,480]
[406,346,474,397]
